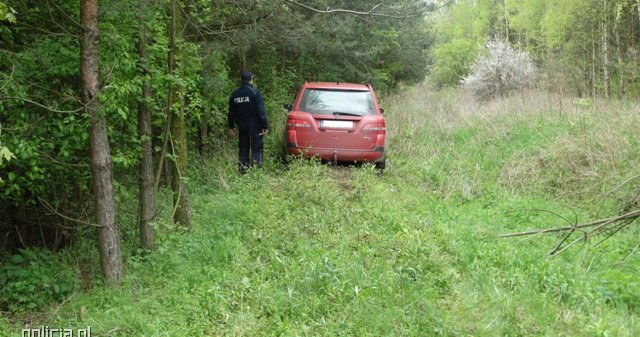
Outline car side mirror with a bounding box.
[380,108,385,114]
[284,103,292,111]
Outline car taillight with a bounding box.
[363,121,386,135]
[287,118,312,130]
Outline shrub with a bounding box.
[462,40,536,101]
[0,249,76,312]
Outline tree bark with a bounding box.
[137,1,154,249]
[81,0,123,284]
[168,0,190,229]
[241,48,247,72]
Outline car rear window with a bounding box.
[298,89,376,116]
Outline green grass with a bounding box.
[4,87,640,336]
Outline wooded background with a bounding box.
[1,0,639,283]
[431,0,640,97]
[0,0,430,283]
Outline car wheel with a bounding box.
[375,158,386,171]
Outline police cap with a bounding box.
[241,71,254,83]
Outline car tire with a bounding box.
[375,158,386,171]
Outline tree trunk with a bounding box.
[591,28,596,97]
[602,0,610,98]
[170,103,191,228]
[81,0,123,284]
[615,21,624,96]
[153,108,171,192]
[137,1,154,249]
[168,0,190,229]
[241,48,247,72]
[154,0,177,194]
[503,0,509,41]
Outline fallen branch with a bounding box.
[499,209,640,238]
[499,209,640,257]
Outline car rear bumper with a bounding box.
[286,145,385,163]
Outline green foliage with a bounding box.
[0,318,9,337]
[430,38,478,87]
[0,145,14,166]
[0,2,16,23]
[200,0,431,92]
[428,0,495,87]
[0,0,89,209]
[0,249,76,312]
[429,0,640,95]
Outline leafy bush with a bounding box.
[462,41,536,101]
[0,317,9,337]
[429,38,478,87]
[0,249,76,312]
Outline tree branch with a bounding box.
[283,0,417,19]
[48,0,82,29]
[499,209,640,238]
[38,197,104,228]
[168,131,183,222]
[0,96,84,114]
[38,150,90,168]
[500,208,640,258]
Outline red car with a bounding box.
[284,82,386,169]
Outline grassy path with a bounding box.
[26,160,638,336]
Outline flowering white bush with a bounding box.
[462,41,536,101]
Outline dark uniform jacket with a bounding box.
[227,83,268,130]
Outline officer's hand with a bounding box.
[230,128,236,137]
[261,128,269,136]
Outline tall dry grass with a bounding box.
[383,83,640,202]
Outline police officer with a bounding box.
[228,71,269,174]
